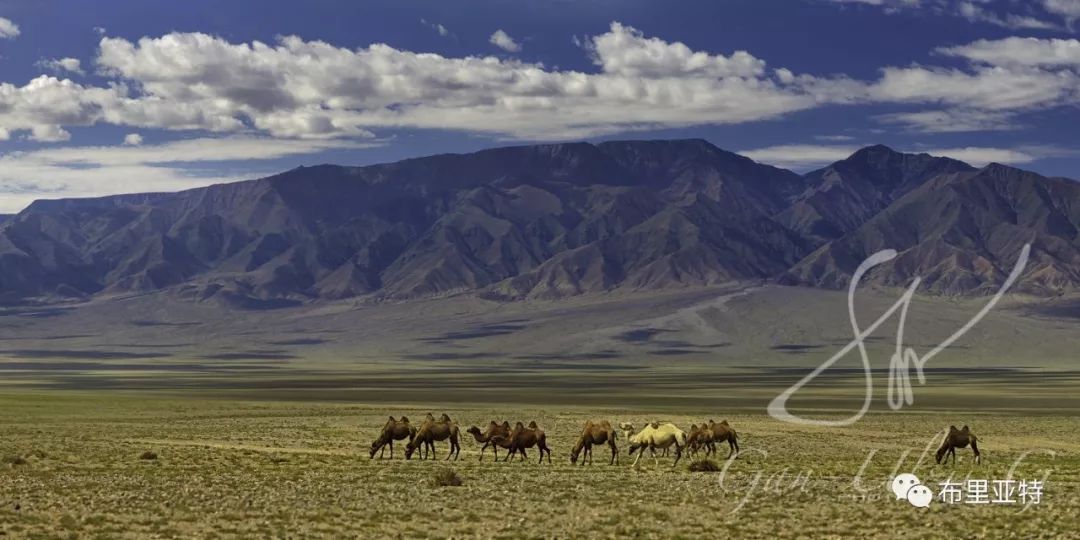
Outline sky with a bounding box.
[0,0,1078,213]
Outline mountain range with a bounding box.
[1,139,1077,307]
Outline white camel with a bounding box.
[626,422,687,468]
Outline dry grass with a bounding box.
[431,467,464,487]
[688,458,720,472]
[0,391,1076,538]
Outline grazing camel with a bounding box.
[686,424,709,458]
[495,421,552,464]
[621,422,672,457]
[369,416,417,459]
[570,420,619,465]
[936,425,981,465]
[466,421,512,461]
[705,419,740,459]
[627,422,687,468]
[405,413,461,461]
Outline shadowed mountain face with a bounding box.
[0,140,1076,305]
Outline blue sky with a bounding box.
[0,0,1078,212]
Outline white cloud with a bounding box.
[0,23,1075,142]
[123,133,143,145]
[1043,0,1080,22]
[920,146,1037,166]
[741,144,860,169]
[937,37,1080,67]
[875,109,1020,132]
[957,2,1058,30]
[0,17,19,39]
[742,142,1067,170]
[420,19,451,38]
[0,23,853,141]
[0,136,377,213]
[588,22,764,78]
[36,57,85,75]
[821,0,1062,28]
[814,134,856,141]
[489,29,521,52]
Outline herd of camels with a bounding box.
[368,414,982,467]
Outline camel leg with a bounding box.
[388,440,394,459]
[971,440,981,464]
[673,443,683,467]
[610,440,618,465]
[651,446,660,467]
[632,445,644,468]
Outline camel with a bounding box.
[405,413,461,461]
[494,421,551,464]
[369,416,417,459]
[705,419,740,459]
[466,421,513,461]
[570,420,618,465]
[622,419,669,457]
[936,425,981,465]
[627,422,687,468]
[686,424,709,458]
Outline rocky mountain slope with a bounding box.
[0,139,1075,305]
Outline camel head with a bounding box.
[369,437,385,459]
[935,446,946,464]
[404,440,419,460]
[466,426,482,437]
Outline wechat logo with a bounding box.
[891,473,933,508]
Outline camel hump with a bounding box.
[528,421,538,429]
[949,425,958,432]
[650,421,660,430]
[440,413,452,422]
[961,425,970,432]
[720,420,729,425]
[388,415,396,421]
[400,416,410,423]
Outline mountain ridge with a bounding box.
[1,140,1076,306]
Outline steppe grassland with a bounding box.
[0,391,1077,538]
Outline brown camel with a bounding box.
[705,419,740,459]
[369,416,417,459]
[466,421,513,461]
[686,424,709,458]
[936,425,981,465]
[405,413,461,461]
[495,421,552,464]
[570,420,619,465]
